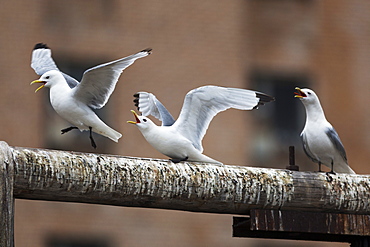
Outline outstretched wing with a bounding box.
[73,48,152,109]
[173,86,274,152]
[134,92,175,126]
[31,43,79,88]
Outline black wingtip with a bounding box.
[34,43,49,50]
[253,92,275,109]
[133,93,140,109]
[256,92,275,103]
[133,98,139,107]
[140,48,152,54]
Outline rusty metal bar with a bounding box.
[286,146,299,171]
[233,210,370,243]
[250,209,370,236]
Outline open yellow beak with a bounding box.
[127,110,141,124]
[30,80,45,93]
[294,87,306,98]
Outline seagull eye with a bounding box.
[45,76,50,79]
[307,92,311,95]
[143,119,147,122]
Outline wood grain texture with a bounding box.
[2,143,367,215]
[0,142,14,247]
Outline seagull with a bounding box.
[128,85,275,163]
[30,43,152,148]
[295,87,355,174]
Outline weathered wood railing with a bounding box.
[1,141,369,246]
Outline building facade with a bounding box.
[0,1,368,246]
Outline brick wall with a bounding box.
[1,1,367,246]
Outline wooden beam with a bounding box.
[0,141,367,215]
[0,142,14,247]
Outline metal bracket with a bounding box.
[233,209,370,244]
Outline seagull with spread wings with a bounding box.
[31,43,152,148]
[128,86,274,163]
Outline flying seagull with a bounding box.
[295,87,355,174]
[128,85,274,163]
[30,43,152,148]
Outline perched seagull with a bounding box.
[128,86,274,163]
[30,43,152,148]
[295,87,355,174]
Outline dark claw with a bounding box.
[326,171,336,175]
[90,139,97,149]
[326,172,335,182]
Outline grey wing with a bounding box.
[73,48,152,109]
[325,127,347,162]
[300,131,320,163]
[174,85,274,152]
[134,92,175,126]
[31,43,79,88]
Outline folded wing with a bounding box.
[325,127,347,163]
[301,131,319,163]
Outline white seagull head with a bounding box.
[30,70,65,92]
[127,110,156,131]
[294,87,320,106]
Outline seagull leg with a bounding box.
[170,156,188,163]
[317,162,322,172]
[326,160,336,175]
[61,126,78,134]
[89,127,97,149]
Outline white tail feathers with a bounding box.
[334,163,356,174]
[94,125,122,142]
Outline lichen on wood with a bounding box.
[0,141,368,215]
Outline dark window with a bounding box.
[46,236,111,247]
[248,70,311,168]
